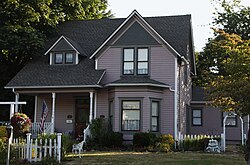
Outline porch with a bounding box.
[13,89,98,137]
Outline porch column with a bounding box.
[10,104,14,120]
[34,96,38,123]
[89,92,94,123]
[51,93,56,133]
[15,93,19,112]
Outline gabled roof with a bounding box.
[6,56,104,88]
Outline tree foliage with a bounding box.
[204,30,250,115]
[212,0,250,40]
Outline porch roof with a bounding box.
[5,55,105,89]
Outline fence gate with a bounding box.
[11,133,62,163]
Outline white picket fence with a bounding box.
[11,133,62,163]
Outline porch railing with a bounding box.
[31,122,53,135]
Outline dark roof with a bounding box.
[6,13,192,88]
[109,76,170,87]
[52,15,191,58]
[192,86,206,101]
[6,56,104,88]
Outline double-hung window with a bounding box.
[123,48,148,75]
[192,109,202,126]
[65,53,73,64]
[55,53,63,64]
[122,101,140,131]
[151,101,159,132]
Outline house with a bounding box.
[189,86,248,144]
[5,10,195,141]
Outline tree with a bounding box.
[213,0,250,40]
[0,0,111,101]
[204,29,250,115]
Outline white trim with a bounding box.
[49,53,53,65]
[174,58,178,142]
[5,85,102,89]
[34,96,38,123]
[89,10,138,59]
[51,92,56,133]
[89,92,94,123]
[15,93,19,112]
[44,35,80,55]
[90,10,183,59]
[76,53,79,64]
[105,83,171,88]
[95,59,98,70]
[94,92,97,119]
[97,71,106,85]
[0,102,26,105]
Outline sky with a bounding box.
[108,0,250,52]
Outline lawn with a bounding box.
[62,151,245,165]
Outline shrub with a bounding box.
[155,134,174,152]
[89,118,123,148]
[133,132,156,148]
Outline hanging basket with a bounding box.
[10,112,31,138]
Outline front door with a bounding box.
[75,98,90,138]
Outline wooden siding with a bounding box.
[51,38,74,52]
[189,104,246,142]
[96,89,109,118]
[98,48,121,84]
[150,47,175,86]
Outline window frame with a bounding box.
[192,108,202,126]
[151,100,160,132]
[122,47,149,76]
[53,52,75,65]
[121,100,141,131]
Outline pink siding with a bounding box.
[96,89,109,118]
[97,48,121,84]
[150,47,175,86]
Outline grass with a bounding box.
[62,151,245,165]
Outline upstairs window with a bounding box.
[123,49,134,74]
[55,53,63,64]
[123,48,149,75]
[53,52,75,65]
[137,48,148,75]
[65,53,73,64]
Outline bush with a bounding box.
[155,134,174,152]
[89,118,123,148]
[133,132,156,148]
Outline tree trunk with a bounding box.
[245,123,250,164]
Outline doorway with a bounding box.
[75,98,90,138]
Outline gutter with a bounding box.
[5,85,102,89]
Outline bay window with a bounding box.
[122,101,140,131]
[151,101,159,132]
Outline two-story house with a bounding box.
[5,10,195,141]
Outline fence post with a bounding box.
[57,133,62,163]
[26,133,32,161]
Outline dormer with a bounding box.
[44,35,84,65]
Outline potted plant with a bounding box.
[10,112,31,138]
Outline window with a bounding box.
[222,112,237,127]
[54,52,75,64]
[137,48,148,74]
[123,48,148,75]
[65,53,73,64]
[55,53,63,64]
[192,109,202,126]
[109,101,114,130]
[122,101,140,131]
[151,101,159,132]
[123,49,134,74]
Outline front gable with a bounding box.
[114,21,159,46]
[44,35,82,65]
